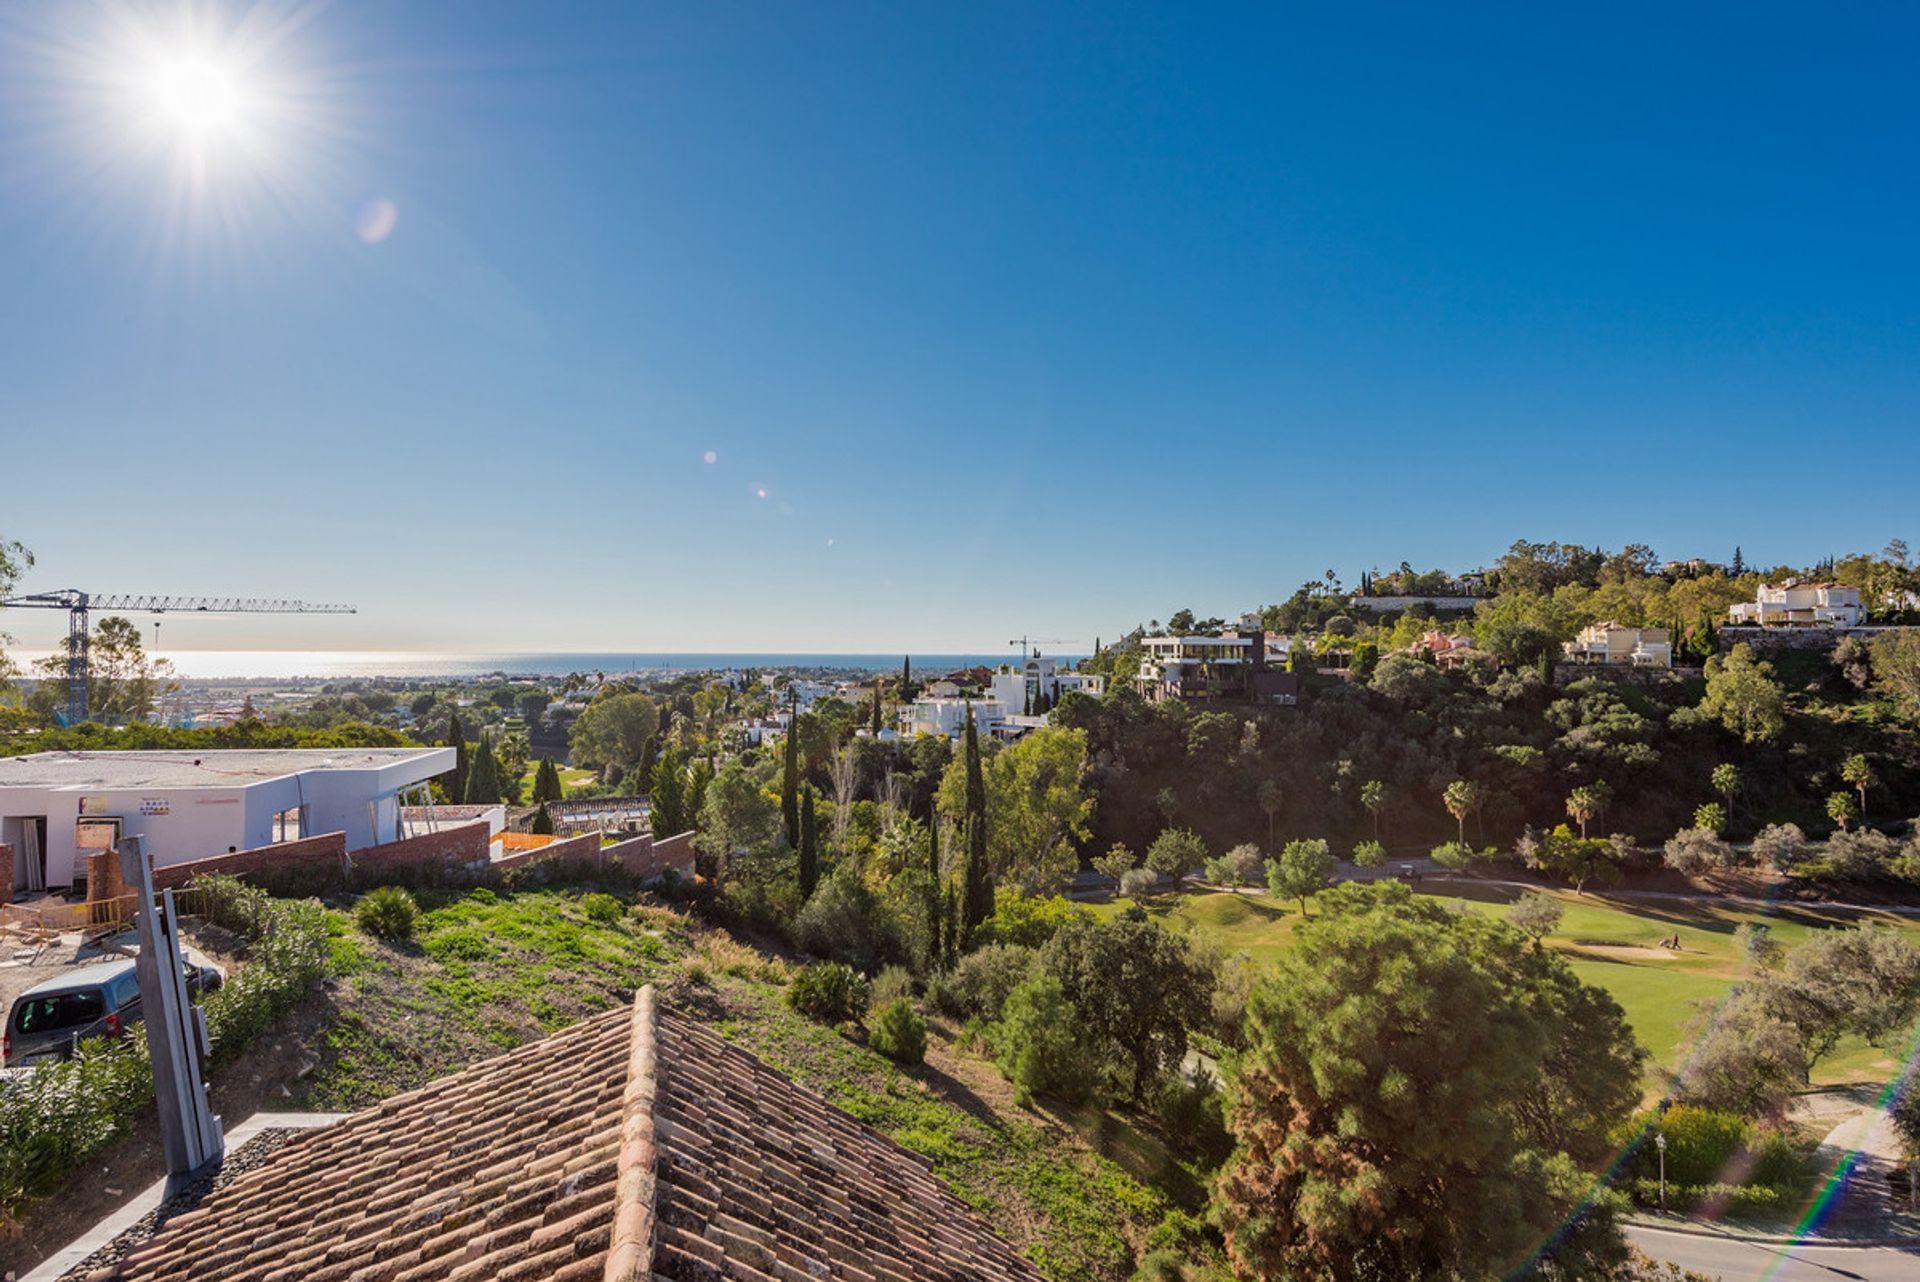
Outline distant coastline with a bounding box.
[12,650,1084,681]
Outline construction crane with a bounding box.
[1008,636,1076,662]
[0,590,356,724]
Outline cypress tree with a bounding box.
[781,693,801,849]
[925,820,944,971]
[650,748,685,836]
[464,731,502,805]
[531,801,555,835]
[532,757,562,805]
[960,710,993,939]
[799,787,819,901]
[871,679,883,736]
[685,760,711,831]
[448,711,469,802]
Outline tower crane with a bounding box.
[1008,636,1076,662]
[0,590,356,724]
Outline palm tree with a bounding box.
[1840,754,1875,820]
[1565,786,1602,839]
[1711,762,1740,812]
[1442,779,1483,846]
[1360,779,1387,840]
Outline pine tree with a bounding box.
[1731,545,1746,576]
[781,692,801,849]
[960,710,993,940]
[464,731,502,805]
[531,801,555,835]
[685,760,711,831]
[799,787,819,901]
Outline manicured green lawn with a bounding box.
[1097,883,1920,1090]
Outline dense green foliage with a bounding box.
[868,997,927,1065]
[355,885,421,941]
[786,961,871,1023]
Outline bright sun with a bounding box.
[150,54,243,137]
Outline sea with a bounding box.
[117,651,1072,681]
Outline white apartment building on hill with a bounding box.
[1728,583,1865,627]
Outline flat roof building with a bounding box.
[0,747,453,894]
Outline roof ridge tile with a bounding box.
[601,985,659,1282]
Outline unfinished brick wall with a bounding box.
[349,823,492,886]
[0,842,12,905]
[86,850,129,902]
[154,832,351,892]
[492,830,601,874]
[601,830,696,882]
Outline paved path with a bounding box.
[1627,1223,1920,1281]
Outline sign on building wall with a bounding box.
[139,798,171,816]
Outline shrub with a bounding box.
[1612,1106,1751,1187]
[1751,823,1809,871]
[983,890,1089,948]
[1221,843,1266,884]
[949,943,1036,1019]
[990,974,1096,1104]
[1663,827,1736,876]
[1156,1071,1231,1166]
[872,964,915,1006]
[1202,855,1240,885]
[1824,828,1900,880]
[354,885,419,941]
[1119,867,1158,899]
[792,864,892,970]
[869,998,928,1065]
[580,892,624,923]
[1693,802,1728,835]
[1351,839,1387,868]
[1429,841,1480,872]
[786,961,871,1023]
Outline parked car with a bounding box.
[3,956,223,1068]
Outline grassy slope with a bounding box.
[1094,884,1920,1087]
[301,886,1176,1282]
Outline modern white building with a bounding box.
[899,697,1010,740]
[0,747,454,893]
[987,656,1105,716]
[1562,622,1673,668]
[1728,583,1866,627]
[1136,634,1256,701]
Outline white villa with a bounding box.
[1728,582,1865,628]
[1562,622,1673,668]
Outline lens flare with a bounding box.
[355,197,398,243]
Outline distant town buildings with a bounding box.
[1409,630,1487,671]
[1728,582,1865,628]
[1562,622,1673,668]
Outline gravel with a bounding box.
[55,1128,306,1280]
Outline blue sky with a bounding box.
[1,2,1915,655]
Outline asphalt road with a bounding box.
[1627,1224,1920,1281]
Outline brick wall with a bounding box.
[154,832,351,892]
[492,829,601,874]
[86,850,129,902]
[0,842,12,905]
[602,830,696,882]
[349,823,492,886]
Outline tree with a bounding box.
[1351,839,1387,868]
[530,801,555,835]
[464,731,503,804]
[1523,825,1622,894]
[1840,754,1875,820]
[960,711,993,940]
[32,614,178,723]
[1508,892,1564,952]
[1044,913,1214,1099]
[569,692,660,778]
[1710,762,1741,815]
[1092,842,1137,884]
[1146,828,1208,887]
[1359,778,1387,840]
[1772,927,1920,1073]
[697,761,784,879]
[1565,784,1607,839]
[1267,838,1334,916]
[1663,827,1736,876]
[1827,790,1859,833]
[967,727,1093,893]
[1699,644,1785,744]
[1869,630,1920,715]
[798,786,820,901]
[532,756,563,805]
[516,689,550,728]
[649,749,686,836]
[1258,778,1285,849]
[781,694,802,850]
[1215,882,1643,1282]
[1751,822,1809,871]
[990,975,1095,1104]
[1442,779,1483,845]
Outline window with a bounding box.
[13,989,106,1035]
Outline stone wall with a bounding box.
[491,830,601,874]
[348,824,492,886]
[1718,624,1920,657]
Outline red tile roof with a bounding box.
[89,987,1045,1282]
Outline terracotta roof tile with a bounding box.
[94,987,1044,1282]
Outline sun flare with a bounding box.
[149,52,244,139]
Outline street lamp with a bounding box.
[1654,1132,1667,1211]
